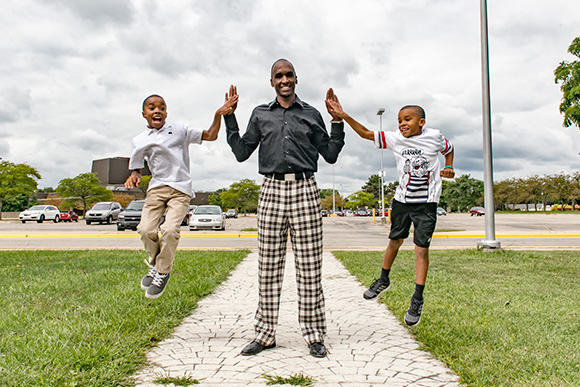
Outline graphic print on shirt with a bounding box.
[401,148,430,203]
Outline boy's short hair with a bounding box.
[400,105,426,120]
[142,94,164,111]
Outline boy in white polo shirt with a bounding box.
[125,93,238,299]
[325,89,454,326]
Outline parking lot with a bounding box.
[0,212,579,250]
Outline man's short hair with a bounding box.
[270,58,296,79]
[400,105,426,120]
[142,94,164,111]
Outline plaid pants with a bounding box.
[254,176,326,346]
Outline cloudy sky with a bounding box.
[2,0,580,196]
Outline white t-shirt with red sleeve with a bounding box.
[373,128,453,204]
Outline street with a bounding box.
[0,213,579,250]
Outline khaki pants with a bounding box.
[138,186,191,274]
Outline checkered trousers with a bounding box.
[254,176,326,346]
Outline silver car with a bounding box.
[19,205,61,223]
[85,201,123,225]
[189,205,226,231]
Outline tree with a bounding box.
[362,174,385,208]
[345,190,375,210]
[0,160,41,219]
[384,181,399,207]
[320,191,345,212]
[443,174,484,212]
[137,175,152,195]
[319,188,334,200]
[219,179,260,215]
[554,37,580,129]
[56,173,112,215]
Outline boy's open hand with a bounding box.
[124,171,141,189]
[217,85,239,116]
[325,88,346,120]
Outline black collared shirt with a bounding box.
[225,96,345,175]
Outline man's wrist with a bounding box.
[331,119,343,124]
[443,165,454,170]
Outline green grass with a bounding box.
[333,249,580,386]
[263,373,315,386]
[0,249,248,387]
[241,227,258,232]
[153,371,199,385]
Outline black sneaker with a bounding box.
[404,297,424,326]
[145,272,171,299]
[141,267,157,290]
[363,277,391,299]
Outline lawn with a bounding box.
[0,250,248,387]
[333,249,580,386]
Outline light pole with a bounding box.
[332,164,336,215]
[377,108,386,223]
[477,0,501,250]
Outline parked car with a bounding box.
[225,209,238,219]
[117,199,145,231]
[355,209,369,216]
[59,211,79,222]
[470,206,485,216]
[437,208,447,216]
[85,202,123,225]
[19,205,61,223]
[321,210,328,217]
[189,205,226,231]
[159,208,191,227]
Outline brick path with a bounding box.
[133,252,460,386]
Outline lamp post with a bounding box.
[477,0,501,250]
[377,108,386,223]
[332,164,336,215]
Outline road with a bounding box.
[0,213,579,250]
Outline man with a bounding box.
[224,59,345,358]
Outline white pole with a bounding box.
[377,108,386,223]
[478,0,501,250]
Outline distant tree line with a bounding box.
[2,157,579,215]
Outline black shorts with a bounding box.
[389,200,437,248]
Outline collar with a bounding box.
[268,95,305,110]
[146,122,171,135]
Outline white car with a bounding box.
[189,205,226,231]
[19,205,61,223]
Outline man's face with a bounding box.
[142,96,167,129]
[398,107,425,138]
[270,60,297,99]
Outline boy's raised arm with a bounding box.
[202,85,239,141]
[325,88,374,141]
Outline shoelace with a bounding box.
[151,272,168,287]
[409,298,423,315]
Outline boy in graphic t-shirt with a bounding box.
[325,89,455,326]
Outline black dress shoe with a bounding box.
[309,342,327,358]
[240,340,276,356]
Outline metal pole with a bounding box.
[377,108,386,224]
[478,0,501,250]
[332,164,336,215]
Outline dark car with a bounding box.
[469,206,485,216]
[321,210,328,217]
[225,209,238,219]
[59,211,79,222]
[117,200,145,231]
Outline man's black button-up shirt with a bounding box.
[225,96,345,175]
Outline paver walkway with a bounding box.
[133,252,460,386]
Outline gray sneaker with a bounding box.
[404,297,424,326]
[363,277,391,299]
[145,272,171,299]
[141,267,157,290]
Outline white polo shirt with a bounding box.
[128,122,204,197]
[373,128,453,204]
